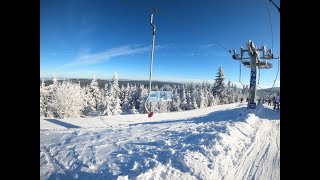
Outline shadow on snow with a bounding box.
[44,105,279,179]
[43,118,81,129]
[130,106,248,126]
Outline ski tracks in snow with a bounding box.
[40,104,280,180]
[224,114,280,180]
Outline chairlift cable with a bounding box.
[215,42,232,54]
[257,56,280,93]
[239,60,248,87]
[255,1,279,93]
[266,0,274,51]
[268,0,280,13]
[258,68,261,85]
[130,0,277,96]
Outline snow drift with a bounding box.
[40,103,280,180]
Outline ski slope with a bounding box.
[40,103,280,180]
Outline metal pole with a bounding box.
[149,14,156,96]
[145,9,158,116]
[248,40,258,108]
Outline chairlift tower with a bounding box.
[231,40,275,109]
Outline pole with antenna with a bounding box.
[145,8,159,118]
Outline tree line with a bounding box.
[40,66,249,119]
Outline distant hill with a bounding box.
[40,78,183,88]
[256,87,280,97]
[40,78,279,96]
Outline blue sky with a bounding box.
[40,0,280,88]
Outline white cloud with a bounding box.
[64,45,166,67]
[199,43,216,49]
[198,43,230,57]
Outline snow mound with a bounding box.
[40,103,280,180]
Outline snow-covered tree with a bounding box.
[186,90,194,110]
[224,80,234,103]
[233,84,238,92]
[130,101,139,114]
[41,70,254,117]
[242,84,249,95]
[45,77,61,117]
[192,96,198,109]
[40,78,49,117]
[129,84,138,110]
[86,76,102,114]
[99,85,112,116]
[52,77,59,86]
[180,85,189,110]
[171,87,181,111]
[199,89,206,108]
[112,95,122,115]
[109,72,122,115]
[227,80,232,89]
[157,101,168,113]
[213,66,228,104]
[160,84,172,91]
[207,91,215,106]
[48,81,86,118]
[137,84,148,113]
[119,83,131,113]
[203,87,209,107]
[83,86,93,115]
[154,85,160,91]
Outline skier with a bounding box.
[240,97,243,103]
[271,96,275,106]
[273,93,280,110]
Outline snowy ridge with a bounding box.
[40,103,280,180]
[40,103,241,130]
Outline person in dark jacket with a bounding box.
[273,94,280,110]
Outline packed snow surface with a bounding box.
[40,103,280,180]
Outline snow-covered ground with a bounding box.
[40,103,280,180]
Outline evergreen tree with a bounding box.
[100,85,112,116]
[193,96,198,109]
[120,84,130,113]
[186,90,194,110]
[180,85,188,110]
[171,87,181,111]
[40,78,49,117]
[137,84,148,113]
[110,72,122,115]
[227,80,232,89]
[130,101,139,114]
[199,88,206,108]
[207,91,215,106]
[46,77,60,117]
[213,66,228,104]
[87,76,102,114]
[157,101,168,113]
[48,81,86,118]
